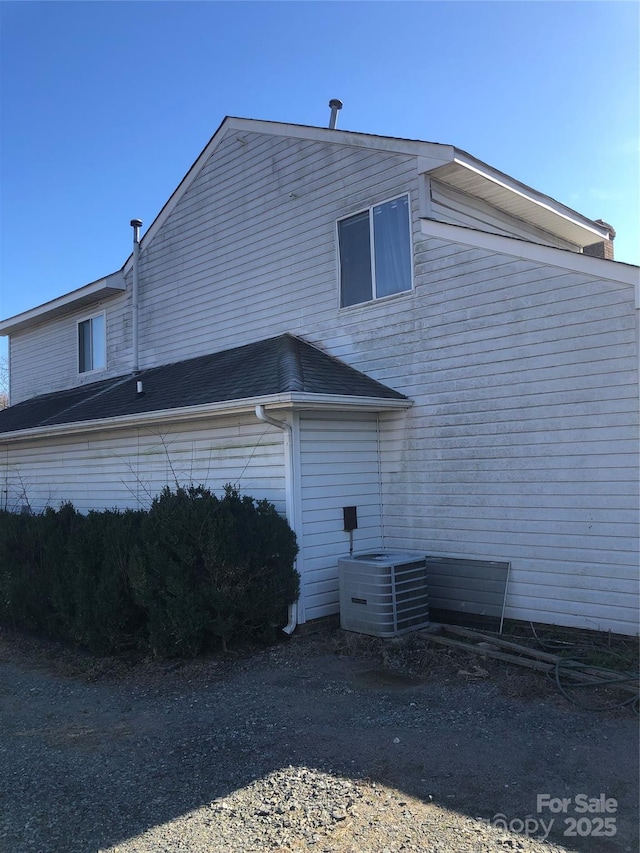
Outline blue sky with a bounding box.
[1,0,638,337]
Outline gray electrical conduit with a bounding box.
[254,405,297,635]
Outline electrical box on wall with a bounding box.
[343,506,358,531]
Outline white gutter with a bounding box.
[0,392,411,445]
[255,404,298,635]
[130,219,142,373]
[450,152,612,243]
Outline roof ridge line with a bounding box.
[279,334,305,392]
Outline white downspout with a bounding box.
[130,219,142,373]
[255,404,299,635]
[255,404,289,433]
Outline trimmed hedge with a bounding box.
[0,486,299,656]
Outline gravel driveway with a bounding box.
[0,628,637,853]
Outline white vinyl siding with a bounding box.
[9,294,130,403]
[5,133,415,402]
[133,133,419,368]
[0,415,286,515]
[298,413,382,622]
[312,238,639,635]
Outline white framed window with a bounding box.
[338,194,413,308]
[77,313,106,374]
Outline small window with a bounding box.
[78,314,106,373]
[338,194,412,307]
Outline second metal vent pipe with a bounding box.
[130,218,143,373]
[328,98,343,130]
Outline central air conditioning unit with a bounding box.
[338,551,430,638]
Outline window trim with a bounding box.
[77,311,106,375]
[337,192,414,309]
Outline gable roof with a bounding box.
[0,335,408,438]
[0,116,625,338]
[126,117,611,273]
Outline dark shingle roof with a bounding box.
[0,335,407,435]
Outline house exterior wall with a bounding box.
[9,293,131,404]
[132,133,423,369]
[298,412,383,622]
[3,125,638,635]
[309,237,639,635]
[0,415,287,515]
[8,129,591,403]
[9,132,420,403]
[0,408,386,625]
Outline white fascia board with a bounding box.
[450,152,611,243]
[229,117,453,159]
[417,151,455,173]
[0,392,411,444]
[420,218,640,287]
[0,271,126,336]
[122,115,234,272]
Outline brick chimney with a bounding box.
[583,219,615,260]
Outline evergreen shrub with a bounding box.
[64,508,147,653]
[0,504,82,635]
[0,486,299,657]
[130,485,299,655]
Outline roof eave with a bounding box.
[427,152,611,248]
[0,391,411,443]
[420,218,639,285]
[0,271,126,336]
[4,118,616,323]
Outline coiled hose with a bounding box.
[530,625,639,714]
[550,658,639,714]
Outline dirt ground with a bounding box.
[0,624,638,853]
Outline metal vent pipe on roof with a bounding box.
[130,219,143,373]
[328,98,343,129]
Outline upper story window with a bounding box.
[338,194,413,308]
[78,313,106,374]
